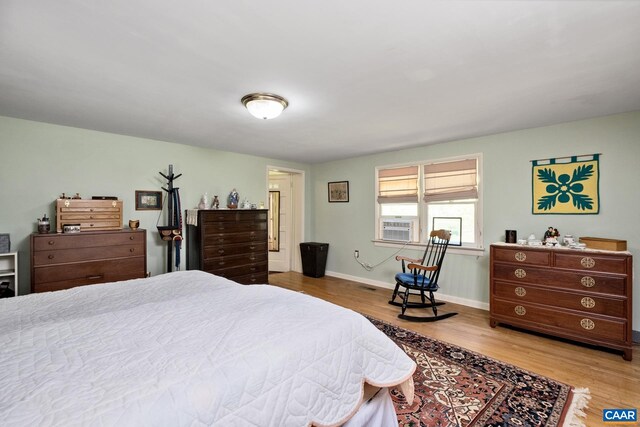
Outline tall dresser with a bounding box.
[31,229,147,293]
[490,243,633,360]
[186,209,268,285]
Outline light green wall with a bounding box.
[0,116,312,294]
[2,112,639,330]
[312,111,640,330]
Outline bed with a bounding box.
[0,270,415,426]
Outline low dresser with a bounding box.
[31,229,147,293]
[490,243,633,360]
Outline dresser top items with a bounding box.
[56,198,124,233]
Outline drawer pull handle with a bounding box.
[580,318,595,330]
[90,208,94,212]
[249,246,256,250]
[90,224,94,227]
[581,297,596,309]
[86,275,103,280]
[514,268,526,279]
[514,305,526,316]
[581,276,595,288]
[130,236,135,240]
[514,252,526,262]
[218,249,225,254]
[219,261,226,266]
[250,267,256,271]
[48,240,55,245]
[580,257,595,268]
[514,287,526,297]
[129,248,135,253]
[48,255,55,260]
[249,256,256,261]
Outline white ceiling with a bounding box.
[1,1,639,164]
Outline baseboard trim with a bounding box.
[633,330,640,344]
[325,270,490,311]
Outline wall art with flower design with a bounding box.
[531,154,600,214]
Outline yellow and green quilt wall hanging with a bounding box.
[532,154,600,214]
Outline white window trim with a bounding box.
[374,153,483,256]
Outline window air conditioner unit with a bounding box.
[381,219,415,242]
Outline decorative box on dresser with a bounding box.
[56,198,123,232]
[186,209,268,285]
[31,229,147,293]
[490,243,633,360]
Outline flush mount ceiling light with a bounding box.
[241,93,289,120]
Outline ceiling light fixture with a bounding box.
[241,93,289,120]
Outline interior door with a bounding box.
[268,173,291,272]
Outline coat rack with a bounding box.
[158,164,182,273]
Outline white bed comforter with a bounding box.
[0,270,415,426]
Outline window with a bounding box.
[377,166,419,204]
[375,155,482,249]
[377,166,419,241]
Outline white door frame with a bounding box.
[266,165,305,273]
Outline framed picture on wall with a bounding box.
[328,181,349,203]
[432,216,462,246]
[135,190,162,210]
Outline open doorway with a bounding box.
[267,167,304,273]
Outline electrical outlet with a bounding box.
[354,250,359,258]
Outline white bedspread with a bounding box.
[0,271,415,426]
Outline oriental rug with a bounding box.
[368,317,590,427]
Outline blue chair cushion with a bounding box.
[395,272,439,291]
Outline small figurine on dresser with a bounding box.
[37,215,50,234]
[198,193,209,210]
[543,226,560,245]
[212,195,219,209]
[227,189,239,209]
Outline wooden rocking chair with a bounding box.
[388,229,457,322]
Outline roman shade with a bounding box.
[377,166,419,203]
[423,159,478,202]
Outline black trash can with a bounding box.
[300,242,329,278]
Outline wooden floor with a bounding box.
[269,272,639,427]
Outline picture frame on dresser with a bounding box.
[135,190,162,210]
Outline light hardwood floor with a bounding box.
[269,272,639,427]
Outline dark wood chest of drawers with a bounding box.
[186,210,268,285]
[30,229,147,293]
[490,243,633,360]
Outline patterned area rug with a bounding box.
[368,317,590,427]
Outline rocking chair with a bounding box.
[388,229,457,322]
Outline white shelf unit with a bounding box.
[0,252,18,297]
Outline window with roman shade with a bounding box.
[423,158,478,202]
[377,166,419,204]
